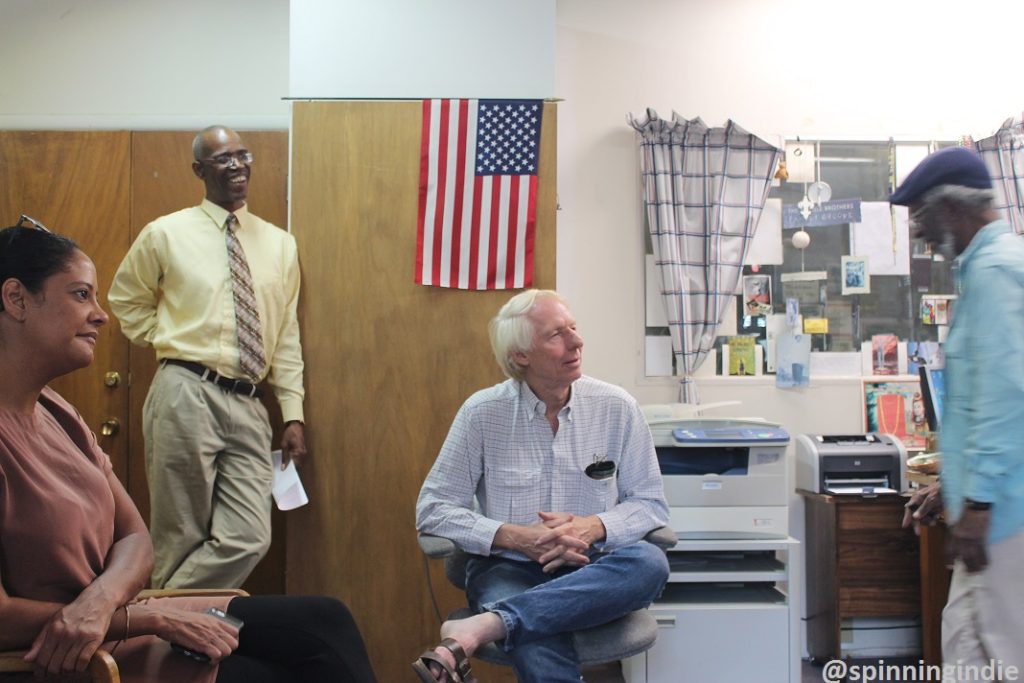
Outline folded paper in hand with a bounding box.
[271,449,309,511]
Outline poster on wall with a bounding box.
[871,334,899,375]
[776,334,811,388]
[742,275,772,315]
[863,379,928,450]
[841,255,870,295]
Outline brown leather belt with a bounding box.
[162,359,264,399]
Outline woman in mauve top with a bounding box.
[0,220,376,683]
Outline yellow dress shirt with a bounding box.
[109,199,305,423]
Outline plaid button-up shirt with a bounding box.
[416,377,668,560]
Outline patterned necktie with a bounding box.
[225,214,267,380]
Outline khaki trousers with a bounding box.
[144,363,273,589]
[942,528,1024,682]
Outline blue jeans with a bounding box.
[464,542,669,683]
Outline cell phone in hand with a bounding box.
[170,607,244,663]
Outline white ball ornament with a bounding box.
[791,230,810,250]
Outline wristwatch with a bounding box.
[964,499,992,511]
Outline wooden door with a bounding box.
[129,131,290,595]
[0,129,290,594]
[0,131,133,480]
[287,100,557,683]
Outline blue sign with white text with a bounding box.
[783,198,862,229]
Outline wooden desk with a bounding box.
[905,472,952,667]
[918,522,950,665]
[800,490,921,661]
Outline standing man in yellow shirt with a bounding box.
[109,125,307,589]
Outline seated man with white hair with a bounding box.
[413,289,669,683]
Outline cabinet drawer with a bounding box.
[837,499,907,531]
[840,586,920,616]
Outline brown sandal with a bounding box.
[411,637,476,682]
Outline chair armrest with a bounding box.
[136,588,248,600]
[0,650,31,674]
[0,648,120,682]
[643,526,678,551]
[89,648,120,683]
[418,533,457,559]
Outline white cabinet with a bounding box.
[624,537,801,683]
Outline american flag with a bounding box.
[416,99,543,289]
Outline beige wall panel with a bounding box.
[287,100,556,683]
[0,131,132,482]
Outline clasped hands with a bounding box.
[501,511,605,574]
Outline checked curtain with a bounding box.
[975,115,1024,235]
[629,111,780,403]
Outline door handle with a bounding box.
[100,418,120,437]
[104,371,121,388]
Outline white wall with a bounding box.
[0,0,290,129]
[290,0,555,99]
[555,0,1024,423]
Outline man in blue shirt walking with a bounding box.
[894,146,1024,679]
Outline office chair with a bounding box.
[419,526,677,667]
[0,588,247,683]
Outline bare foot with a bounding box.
[427,612,506,680]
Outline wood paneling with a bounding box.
[129,130,289,595]
[0,131,132,481]
[1,128,290,596]
[287,101,556,683]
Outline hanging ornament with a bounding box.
[792,230,811,249]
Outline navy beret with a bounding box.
[889,146,992,206]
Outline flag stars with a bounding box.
[474,100,542,176]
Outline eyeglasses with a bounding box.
[15,214,51,233]
[201,151,254,167]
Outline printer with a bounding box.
[644,410,791,538]
[795,433,907,495]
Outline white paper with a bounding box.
[780,270,828,282]
[644,255,668,327]
[785,142,816,183]
[644,335,673,377]
[746,198,784,265]
[809,351,863,377]
[271,449,309,511]
[717,295,738,337]
[895,145,931,187]
[826,486,898,496]
[693,348,717,378]
[850,202,910,276]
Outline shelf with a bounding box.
[657,582,788,606]
[671,534,798,552]
[668,552,786,583]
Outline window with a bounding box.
[643,139,957,377]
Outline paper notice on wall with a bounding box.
[850,202,910,276]
[785,142,816,183]
[895,145,931,188]
[645,335,673,377]
[746,198,783,265]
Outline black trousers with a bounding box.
[215,595,377,683]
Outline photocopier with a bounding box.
[644,410,792,537]
[795,433,907,495]
[626,408,801,683]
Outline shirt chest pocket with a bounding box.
[574,468,619,516]
[484,465,542,524]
